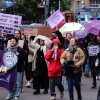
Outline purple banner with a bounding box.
[0,51,17,90]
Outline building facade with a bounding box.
[71,0,100,23]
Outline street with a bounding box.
[0,75,99,100]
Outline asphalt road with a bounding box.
[0,75,99,100]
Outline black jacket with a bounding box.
[56,31,69,50]
[17,46,27,72]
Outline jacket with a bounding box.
[56,31,69,50]
[45,39,64,77]
[60,46,85,73]
[29,35,51,71]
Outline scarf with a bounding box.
[68,45,78,53]
[7,45,18,53]
[52,48,57,60]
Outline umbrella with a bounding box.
[85,20,100,36]
[51,21,66,32]
[59,22,85,34]
[73,30,88,38]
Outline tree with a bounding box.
[62,0,73,11]
[4,0,40,23]
[3,0,73,23]
[49,0,72,12]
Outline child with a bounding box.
[45,39,64,100]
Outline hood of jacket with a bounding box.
[51,39,62,48]
[32,35,52,47]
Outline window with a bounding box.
[90,0,100,7]
[77,1,84,8]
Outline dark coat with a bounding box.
[17,46,27,72]
[56,31,69,50]
[0,37,4,50]
[33,48,49,89]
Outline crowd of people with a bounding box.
[0,28,100,100]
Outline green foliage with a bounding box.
[5,0,38,22]
[62,0,72,11]
[49,0,72,11]
[3,0,73,22]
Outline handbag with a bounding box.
[61,60,76,75]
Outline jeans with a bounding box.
[49,76,64,96]
[7,72,23,97]
[84,58,90,75]
[66,72,82,98]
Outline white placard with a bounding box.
[46,10,64,29]
[0,13,22,34]
[88,45,99,56]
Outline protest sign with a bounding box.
[24,26,52,38]
[0,51,17,90]
[88,45,99,56]
[0,13,22,34]
[46,10,64,29]
[3,51,18,70]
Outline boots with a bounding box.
[91,83,96,89]
[43,89,48,94]
[33,90,40,95]
[78,96,82,100]
[70,96,74,100]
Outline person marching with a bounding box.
[60,38,85,100]
[14,30,29,89]
[6,37,27,100]
[45,39,64,100]
[29,35,51,95]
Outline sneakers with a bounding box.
[14,96,19,100]
[51,96,56,100]
[96,76,99,80]
[60,92,64,98]
[26,81,31,88]
[5,97,13,100]
[6,96,19,100]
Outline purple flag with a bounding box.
[0,51,17,90]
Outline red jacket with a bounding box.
[45,39,64,77]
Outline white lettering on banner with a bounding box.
[0,18,8,22]
[0,13,22,34]
[0,78,9,82]
[88,45,99,56]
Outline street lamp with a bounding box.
[44,0,49,25]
